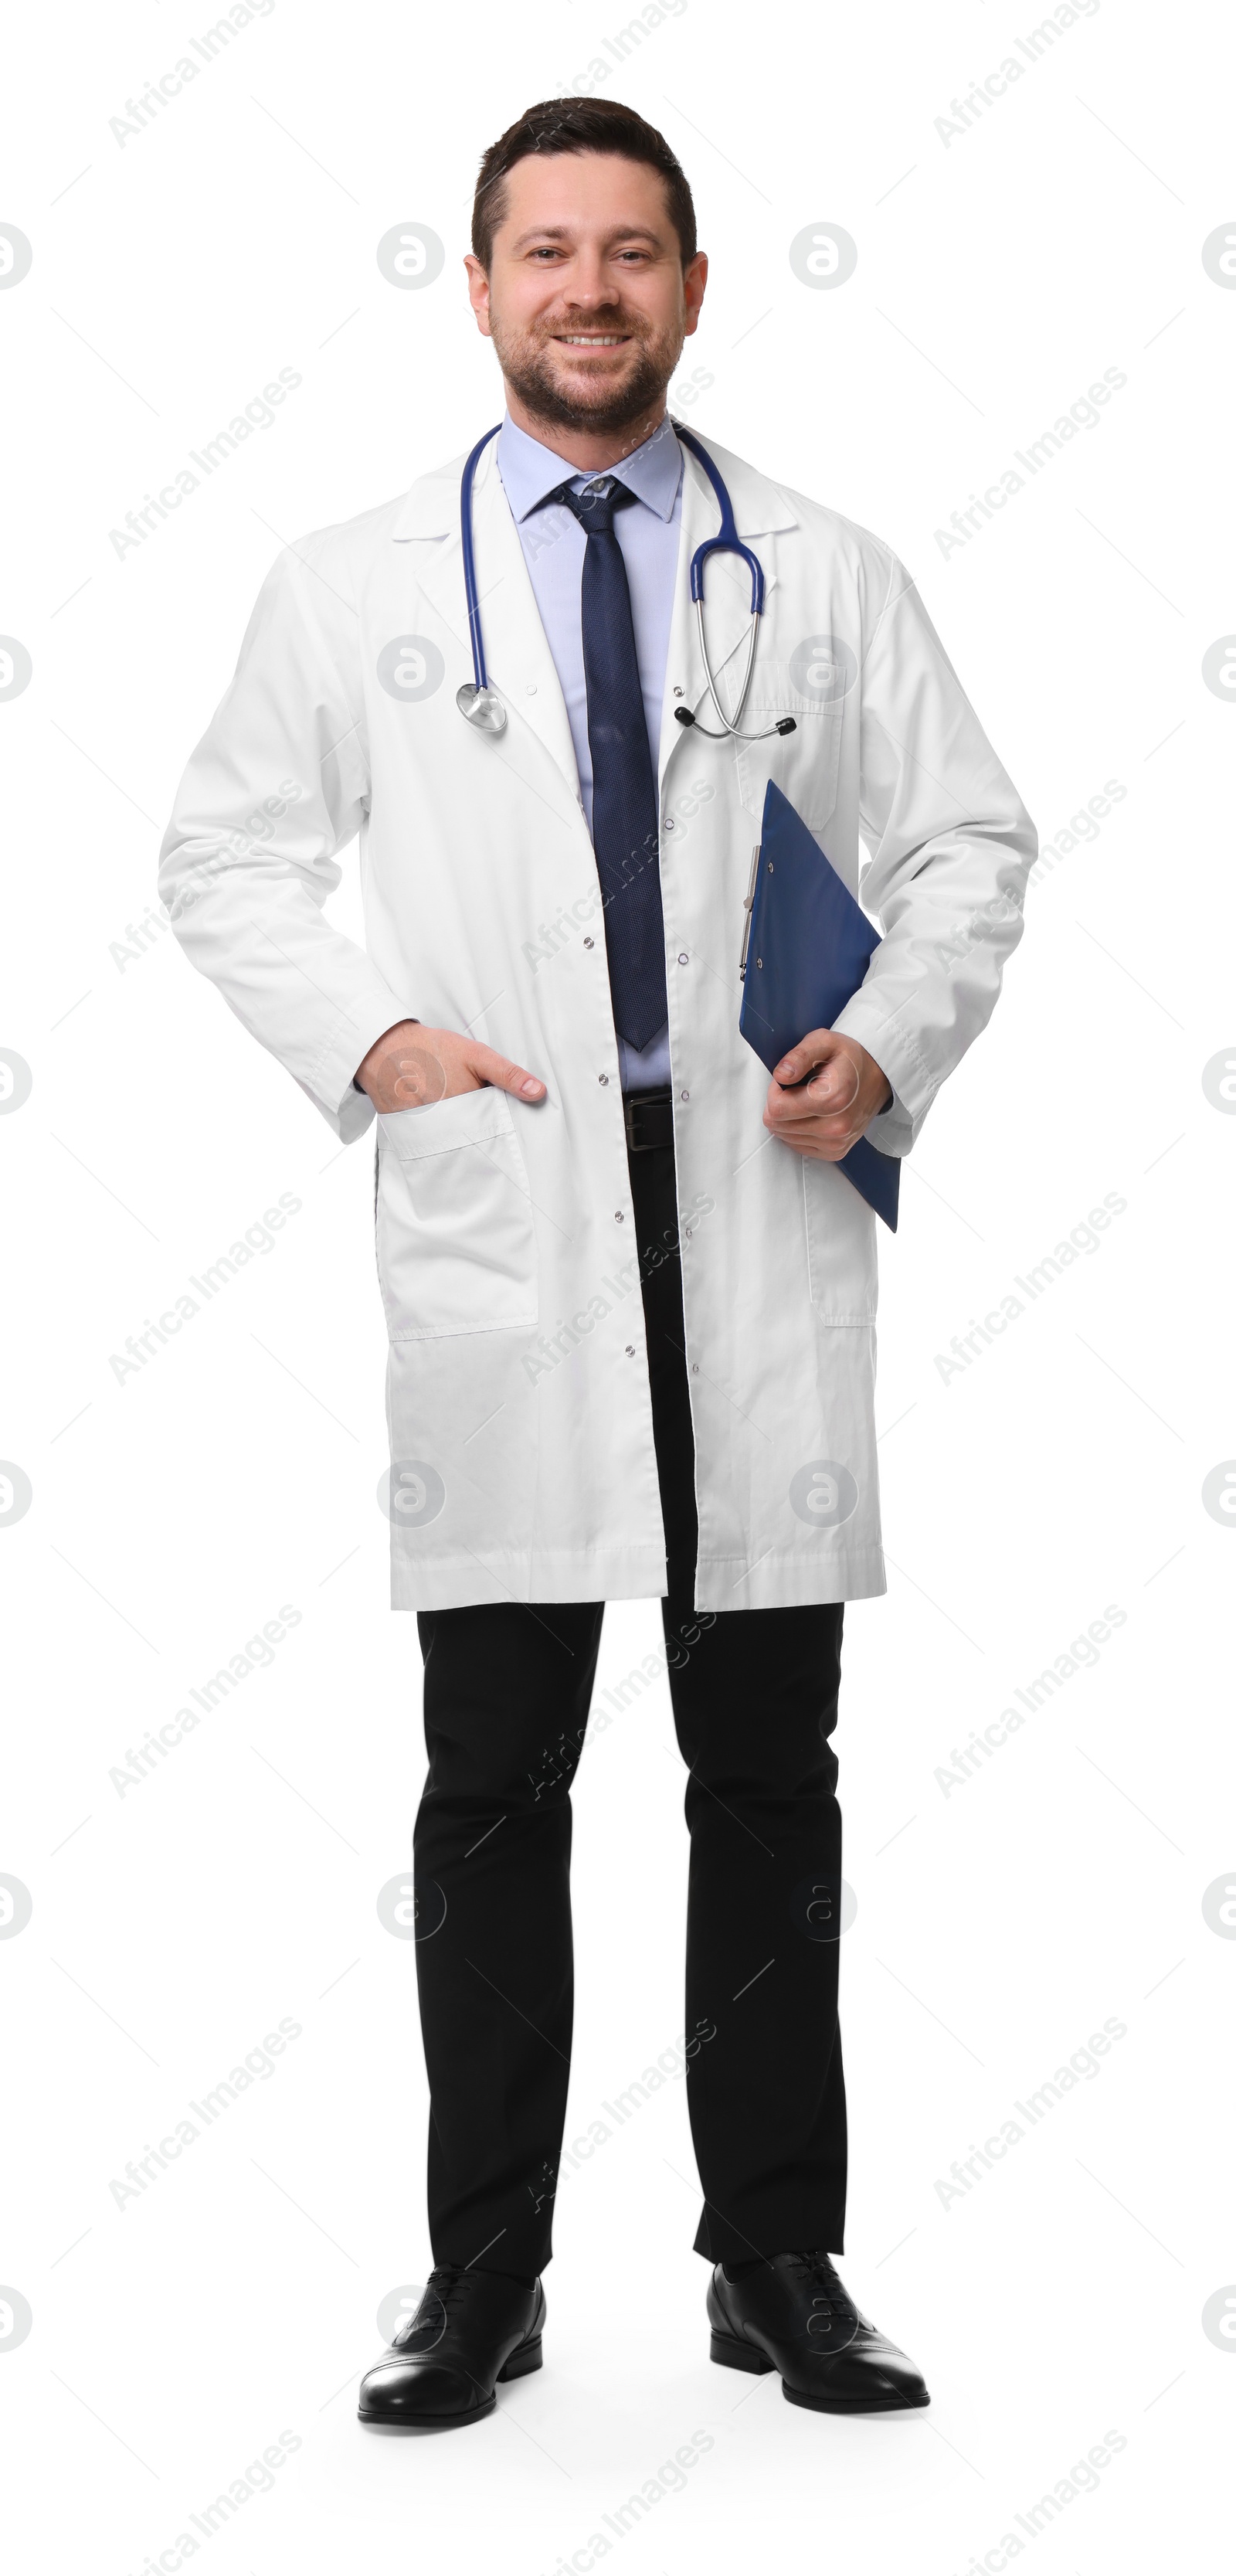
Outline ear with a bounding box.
[682,251,708,337]
[463,253,493,338]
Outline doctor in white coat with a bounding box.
[160,98,1034,2433]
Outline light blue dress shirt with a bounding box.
[497,412,683,1095]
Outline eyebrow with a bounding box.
[508,224,667,250]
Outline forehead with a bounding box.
[496,150,673,241]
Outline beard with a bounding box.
[489,304,682,436]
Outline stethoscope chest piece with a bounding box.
[456,681,508,736]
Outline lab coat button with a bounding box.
[583,936,594,949]
[664,817,676,831]
[677,952,688,965]
[625,1344,635,1357]
[614,1211,624,1223]
[598,1072,609,1085]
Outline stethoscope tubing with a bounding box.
[460,422,504,696]
[457,416,781,741]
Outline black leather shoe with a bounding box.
[708,2251,929,2413]
[358,2265,545,2430]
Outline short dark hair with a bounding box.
[472,99,697,272]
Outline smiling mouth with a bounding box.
[552,332,632,348]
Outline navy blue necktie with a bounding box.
[549,478,667,1052]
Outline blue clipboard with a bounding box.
[739,780,900,1231]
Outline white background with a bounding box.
[2,0,1234,2568]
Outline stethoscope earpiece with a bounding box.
[674,705,796,740]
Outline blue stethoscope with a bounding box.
[455,419,796,746]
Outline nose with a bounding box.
[555,250,619,311]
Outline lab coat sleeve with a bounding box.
[829,549,1036,1158]
[158,535,411,1142]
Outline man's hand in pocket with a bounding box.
[355,1021,547,1111]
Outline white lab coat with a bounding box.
[158,430,1034,1613]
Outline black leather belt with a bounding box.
[623,1086,674,1152]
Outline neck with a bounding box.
[501,384,670,471]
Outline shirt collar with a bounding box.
[496,410,683,524]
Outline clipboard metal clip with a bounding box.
[739,842,762,982]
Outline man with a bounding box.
[159,99,1034,2429]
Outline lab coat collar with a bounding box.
[389,425,796,544]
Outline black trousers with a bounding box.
[413,1127,847,2278]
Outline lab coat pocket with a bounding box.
[739,688,845,834]
[376,1086,538,1340]
[802,1158,878,1324]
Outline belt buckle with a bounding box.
[623,1087,673,1152]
